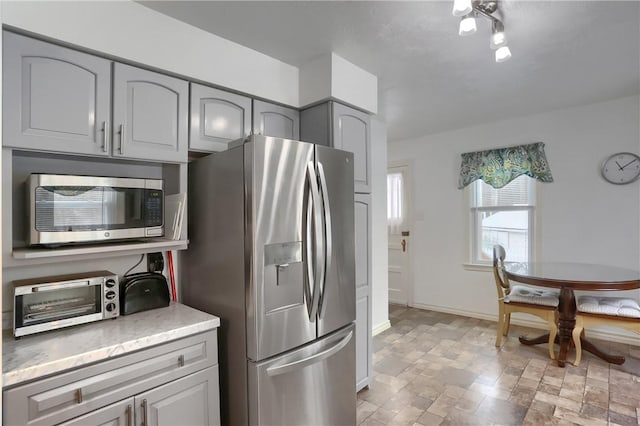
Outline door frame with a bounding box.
[387,159,414,307]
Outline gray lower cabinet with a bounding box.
[2,31,111,157]
[301,101,371,193]
[189,83,251,152]
[354,193,372,391]
[252,99,300,140]
[58,367,219,426]
[113,63,188,163]
[2,331,220,426]
[58,397,134,426]
[137,366,220,426]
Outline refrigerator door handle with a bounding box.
[303,190,315,318]
[317,162,332,318]
[266,331,353,377]
[305,161,324,318]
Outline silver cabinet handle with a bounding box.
[74,388,83,404]
[141,399,148,426]
[267,331,352,377]
[178,354,185,367]
[317,162,332,318]
[102,121,109,152]
[126,404,133,426]
[119,124,125,155]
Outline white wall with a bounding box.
[299,53,378,114]
[370,118,389,332]
[388,96,640,341]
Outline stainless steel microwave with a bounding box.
[28,174,164,246]
[13,270,119,337]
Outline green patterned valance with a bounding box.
[458,142,554,189]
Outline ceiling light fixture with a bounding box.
[453,0,512,63]
[459,13,477,36]
[452,0,473,17]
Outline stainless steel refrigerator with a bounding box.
[182,134,356,425]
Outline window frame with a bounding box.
[467,177,538,266]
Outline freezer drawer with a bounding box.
[248,323,355,426]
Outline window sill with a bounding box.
[462,263,493,272]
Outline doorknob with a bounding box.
[401,239,407,252]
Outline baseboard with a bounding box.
[410,302,640,347]
[372,320,391,336]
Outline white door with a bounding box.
[387,163,411,305]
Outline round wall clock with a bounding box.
[601,152,640,185]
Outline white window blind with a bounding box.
[471,176,535,263]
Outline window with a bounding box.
[470,176,535,264]
[387,171,404,235]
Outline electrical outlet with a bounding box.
[147,252,164,273]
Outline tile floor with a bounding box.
[357,305,640,426]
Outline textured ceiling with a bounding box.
[141,1,640,142]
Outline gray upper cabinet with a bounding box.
[301,101,371,193]
[252,99,300,140]
[113,63,188,163]
[332,103,371,193]
[189,83,251,152]
[3,31,111,156]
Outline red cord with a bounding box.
[168,251,177,302]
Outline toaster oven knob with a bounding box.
[106,302,117,312]
[105,279,116,288]
[106,290,116,300]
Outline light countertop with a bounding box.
[2,303,220,388]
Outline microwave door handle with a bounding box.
[317,162,331,318]
[30,280,93,293]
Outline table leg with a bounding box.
[556,288,576,367]
[580,337,626,365]
[519,287,626,366]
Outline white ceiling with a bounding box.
[141,1,640,141]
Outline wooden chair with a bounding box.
[493,245,559,359]
[571,296,640,366]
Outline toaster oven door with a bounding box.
[14,282,104,336]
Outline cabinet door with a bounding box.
[3,31,111,156]
[354,194,372,391]
[58,398,134,426]
[113,63,188,163]
[189,83,251,152]
[135,366,220,426]
[332,103,371,193]
[252,99,300,140]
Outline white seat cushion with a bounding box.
[505,285,560,307]
[577,296,640,318]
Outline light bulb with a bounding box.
[459,15,477,36]
[490,20,507,49]
[495,46,512,62]
[452,0,473,17]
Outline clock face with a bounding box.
[601,152,640,185]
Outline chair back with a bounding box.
[493,245,510,299]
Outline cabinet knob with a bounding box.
[74,388,83,404]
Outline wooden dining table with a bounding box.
[503,262,640,367]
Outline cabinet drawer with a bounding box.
[3,330,217,426]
